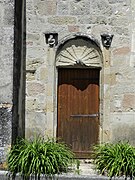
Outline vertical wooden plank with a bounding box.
[57,68,100,158]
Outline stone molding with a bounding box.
[56,33,103,68]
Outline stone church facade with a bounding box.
[0,0,135,160]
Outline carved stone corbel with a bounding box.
[101,33,114,48]
[45,33,58,47]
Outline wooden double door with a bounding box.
[57,68,99,158]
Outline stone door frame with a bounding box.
[49,33,105,143]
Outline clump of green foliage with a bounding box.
[93,142,135,179]
[7,137,75,179]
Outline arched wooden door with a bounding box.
[57,68,99,158]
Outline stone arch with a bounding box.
[56,33,103,68]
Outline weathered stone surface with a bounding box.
[68,25,80,32]
[113,47,130,55]
[27,33,40,42]
[90,0,113,16]
[0,0,13,114]
[112,27,129,36]
[0,27,14,45]
[27,47,46,59]
[3,5,14,25]
[0,0,13,4]
[24,0,135,152]
[26,72,35,81]
[25,111,47,138]
[0,107,12,162]
[108,0,130,5]
[38,67,48,82]
[48,16,77,25]
[26,95,46,112]
[57,1,69,15]
[70,0,90,15]
[27,14,47,32]
[122,94,135,111]
[78,15,108,25]
[36,0,57,16]
[26,58,44,71]
[108,16,129,27]
[1,0,135,163]
[27,82,45,96]
[110,113,135,144]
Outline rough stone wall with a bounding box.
[0,0,14,162]
[109,0,135,144]
[26,0,135,144]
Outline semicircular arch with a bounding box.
[56,34,103,68]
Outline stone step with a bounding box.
[78,159,97,175]
[66,159,97,176]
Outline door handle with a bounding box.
[70,114,99,118]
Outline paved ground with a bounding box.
[0,170,133,180]
[0,160,133,179]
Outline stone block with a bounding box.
[25,111,47,138]
[0,0,14,4]
[112,27,129,36]
[39,67,48,82]
[27,82,45,96]
[108,0,130,5]
[90,0,112,16]
[1,47,13,77]
[26,72,35,81]
[0,85,13,104]
[26,98,38,111]
[0,107,11,147]
[36,0,57,15]
[110,73,116,85]
[103,129,111,142]
[108,0,119,3]
[112,35,130,47]
[48,16,77,25]
[122,94,135,111]
[78,15,97,24]
[68,25,80,32]
[46,83,53,97]
[111,3,130,16]
[70,0,90,15]
[110,94,123,112]
[0,106,12,163]
[27,0,35,13]
[26,96,47,112]
[46,98,54,112]
[108,16,129,27]
[27,14,47,32]
[79,15,108,25]
[27,33,40,41]
[1,45,13,62]
[112,47,130,55]
[110,112,135,145]
[3,5,14,25]
[0,27,14,45]
[0,45,13,102]
[27,33,42,46]
[57,1,69,15]
[91,24,111,41]
[27,47,46,59]
[26,58,44,71]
